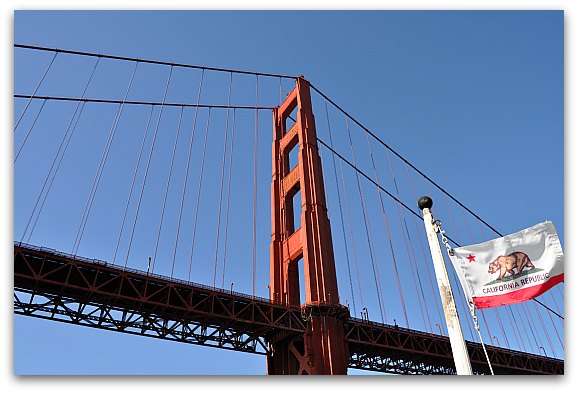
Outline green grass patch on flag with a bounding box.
[485,268,544,286]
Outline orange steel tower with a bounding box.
[268,77,349,375]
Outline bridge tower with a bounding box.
[268,77,349,375]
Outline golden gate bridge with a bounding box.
[13,43,564,374]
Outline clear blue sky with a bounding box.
[12,10,564,376]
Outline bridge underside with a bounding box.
[14,244,564,375]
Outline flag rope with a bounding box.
[468,301,495,375]
[438,221,495,375]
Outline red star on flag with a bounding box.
[467,254,476,263]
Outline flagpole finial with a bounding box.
[418,196,433,210]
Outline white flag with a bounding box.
[449,221,564,309]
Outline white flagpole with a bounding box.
[418,196,473,375]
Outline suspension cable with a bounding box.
[112,105,155,264]
[533,301,557,357]
[72,61,140,256]
[14,51,58,132]
[152,106,185,273]
[436,183,474,339]
[14,94,274,111]
[188,107,212,280]
[221,108,237,288]
[25,102,87,244]
[213,73,233,288]
[505,306,525,351]
[533,298,563,319]
[20,57,101,243]
[406,168,438,333]
[15,43,299,80]
[15,98,47,163]
[514,303,535,352]
[364,131,409,327]
[345,117,387,323]
[324,102,357,317]
[543,297,564,350]
[520,302,542,353]
[339,156,365,315]
[309,82,504,238]
[319,133,562,320]
[493,308,511,349]
[252,75,259,298]
[124,66,173,268]
[171,70,205,279]
[548,291,562,316]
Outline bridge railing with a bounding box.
[14,241,295,309]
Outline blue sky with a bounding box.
[11,9,564,376]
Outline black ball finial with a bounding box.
[417,196,433,210]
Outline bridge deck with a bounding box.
[14,243,563,375]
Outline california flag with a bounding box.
[449,221,564,309]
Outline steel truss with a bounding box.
[14,244,563,375]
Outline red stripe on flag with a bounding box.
[472,273,564,309]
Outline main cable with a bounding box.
[15,43,299,80]
[14,94,275,111]
[309,83,503,238]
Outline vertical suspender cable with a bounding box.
[345,117,386,323]
[26,103,87,244]
[506,306,525,351]
[420,177,450,334]
[437,189,475,339]
[448,265,475,340]
[151,106,185,273]
[549,291,562,316]
[493,308,510,348]
[365,134,410,327]
[479,310,495,346]
[252,75,259,297]
[514,303,536,352]
[20,57,100,243]
[124,66,173,268]
[221,108,237,288]
[112,105,155,264]
[406,167,440,333]
[213,73,233,288]
[460,209,476,243]
[532,301,557,357]
[15,51,58,132]
[15,98,47,162]
[171,70,204,279]
[520,303,541,352]
[423,178,477,338]
[279,77,283,106]
[187,107,212,279]
[72,61,140,256]
[339,158,365,314]
[543,300,564,350]
[324,102,357,317]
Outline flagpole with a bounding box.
[418,196,473,375]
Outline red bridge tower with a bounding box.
[268,78,349,375]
